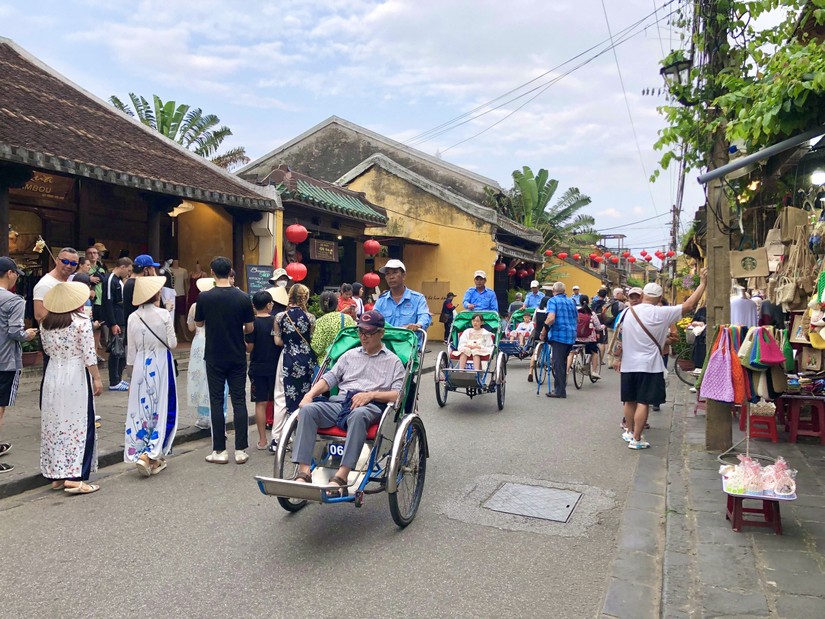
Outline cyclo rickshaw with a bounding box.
[499,307,537,360]
[255,325,428,528]
[433,310,507,410]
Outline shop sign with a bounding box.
[11,172,74,201]
[245,264,275,296]
[309,239,338,262]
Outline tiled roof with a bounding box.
[0,38,276,211]
[268,165,387,225]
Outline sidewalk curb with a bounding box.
[1,363,437,500]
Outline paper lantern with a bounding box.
[628,256,637,263]
[594,256,603,263]
[285,224,308,244]
[285,262,307,282]
[494,261,507,272]
[589,253,598,260]
[622,251,630,258]
[518,269,528,278]
[644,255,653,262]
[666,250,675,258]
[362,272,381,288]
[572,253,581,261]
[610,256,619,264]
[507,267,517,277]
[640,250,648,256]
[603,252,612,258]
[363,239,381,256]
[526,267,535,276]
[544,250,553,257]
[558,252,568,260]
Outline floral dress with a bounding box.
[276,307,316,413]
[124,305,178,462]
[40,314,98,481]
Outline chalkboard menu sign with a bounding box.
[245,264,274,296]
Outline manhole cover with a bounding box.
[482,482,581,523]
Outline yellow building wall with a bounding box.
[545,258,605,296]
[176,201,233,276]
[347,167,498,340]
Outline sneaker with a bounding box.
[194,419,210,430]
[267,440,279,455]
[205,450,229,464]
[628,438,650,450]
[689,387,697,393]
[0,442,12,457]
[652,405,661,412]
[121,380,130,387]
[0,462,14,473]
[108,382,129,391]
[620,417,627,430]
[621,431,633,443]
[235,450,249,464]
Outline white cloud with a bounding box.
[597,208,623,219]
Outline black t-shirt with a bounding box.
[123,278,137,328]
[195,286,255,366]
[245,315,278,376]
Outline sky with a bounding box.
[1,0,705,255]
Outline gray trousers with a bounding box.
[292,398,383,470]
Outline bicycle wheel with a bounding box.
[388,417,427,528]
[534,342,548,387]
[674,348,696,386]
[572,350,584,389]
[275,418,307,513]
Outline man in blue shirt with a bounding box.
[374,259,431,414]
[539,281,578,399]
[570,285,581,307]
[463,270,498,312]
[523,280,545,309]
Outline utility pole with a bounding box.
[702,0,733,451]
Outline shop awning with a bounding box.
[496,241,544,263]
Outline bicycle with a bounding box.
[533,340,553,395]
[571,344,602,389]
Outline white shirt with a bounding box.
[730,296,758,328]
[33,272,62,301]
[620,303,683,374]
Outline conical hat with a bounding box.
[266,286,289,306]
[43,282,90,314]
[196,277,215,292]
[133,276,166,306]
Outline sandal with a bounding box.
[64,482,100,495]
[325,475,349,498]
[294,472,312,484]
[50,480,65,490]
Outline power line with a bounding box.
[599,212,669,230]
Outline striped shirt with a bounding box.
[321,345,405,397]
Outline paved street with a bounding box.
[2,353,825,618]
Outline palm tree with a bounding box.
[109,93,250,170]
[487,166,598,252]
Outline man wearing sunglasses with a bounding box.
[291,310,405,496]
[33,247,80,323]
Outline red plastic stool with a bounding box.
[787,398,825,445]
[725,495,782,534]
[747,414,779,442]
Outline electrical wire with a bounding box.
[599,212,670,230]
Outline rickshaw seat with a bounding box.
[317,424,379,440]
[449,329,492,360]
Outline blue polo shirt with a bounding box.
[545,294,578,345]
[463,287,499,312]
[523,291,545,309]
[373,287,432,331]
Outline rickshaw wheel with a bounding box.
[389,417,427,527]
[275,421,308,513]
[572,351,584,390]
[496,355,506,410]
[435,351,448,408]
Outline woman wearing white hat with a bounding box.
[40,282,104,494]
[124,276,178,476]
[187,278,227,428]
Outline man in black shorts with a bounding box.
[0,257,39,472]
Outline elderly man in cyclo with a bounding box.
[291,310,405,497]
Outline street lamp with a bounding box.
[660,57,698,107]
[811,170,825,186]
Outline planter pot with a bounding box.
[676,358,695,372]
[21,351,43,367]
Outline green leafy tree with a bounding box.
[653,0,825,183]
[487,166,598,252]
[109,93,250,170]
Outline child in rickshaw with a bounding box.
[509,311,534,346]
[457,313,494,370]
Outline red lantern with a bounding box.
[285,261,307,282]
[494,261,507,272]
[622,251,630,258]
[603,252,612,258]
[572,253,581,261]
[507,267,517,277]
[589,253,598,260]
[544,250,553,257]
[518,269,528,278]
[644,255,653,262]
[363,239,381,256]
[628,256,637,263]
[362,272,381,288]
[558,252,568,260]
[285,224,308,244]
[666,250,675,258]
[594,256,603,263]
[526,267,535,276]
[610,256,619,264]
[640,250,648,256]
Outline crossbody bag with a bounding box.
[629,305,663,355]
[137,315,179,376]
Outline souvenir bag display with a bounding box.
[750,327,786,368]
[779,328,796,372]
[764,218,785,272]
[700,328,735,402]
[737,327,759,370]
[779,204,811,244]
[808,205,825,255]
[730,332,746,405]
